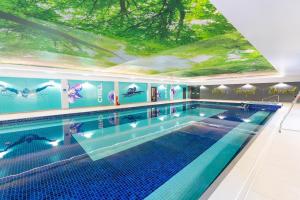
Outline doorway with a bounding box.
[183,87,187,99]
[151,87,157,102]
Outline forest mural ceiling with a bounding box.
[0,0,275,77]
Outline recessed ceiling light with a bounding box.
[218,85,228,89]
[273,82,289,88]
[241,84,255,89]
[200,85,207,89]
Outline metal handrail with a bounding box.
[262,95,280,102]
[279,92,300,133]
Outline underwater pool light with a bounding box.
[83,132,94,139]
[218,115,226,120]
[242,118,251,123]
[49,140,60,147]
[199,113,206,117]
[158,115,167,121]
[173,112,181,117]
[129,122,139,128]
[0,151,9,159]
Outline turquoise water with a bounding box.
[0,102,279,199]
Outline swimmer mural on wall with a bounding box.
[67,81,115,108]
[0,0,275,77]
[123,87,144,97]
[0,84,54,98]
[68,84,83,103]
[68,82,114,104]
[108,91,115,104]
[0,78,61,113]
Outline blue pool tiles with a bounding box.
[0,123,233,200]
[0,102,280,200]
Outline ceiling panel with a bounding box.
[0,0,275,78]
[211,0,300,76]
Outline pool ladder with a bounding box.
[279,92,300,133]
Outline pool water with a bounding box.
[0,102,280,199]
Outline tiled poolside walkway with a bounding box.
[208,103,300,200]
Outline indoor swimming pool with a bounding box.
[0,101,281,199]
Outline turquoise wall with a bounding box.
[0,76,187,114]
[119,82,147,104]
[152,83,170,101]
[0,77,61,113]
[68,80,114,108]
[171,85,187,100]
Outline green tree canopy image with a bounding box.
[0,0,275,77]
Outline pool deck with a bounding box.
[0,99,299,199]
[206,103,300,200]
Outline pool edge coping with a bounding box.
[201,103,289,200]
[0,99,193,123]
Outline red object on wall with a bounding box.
[115,96,120,106]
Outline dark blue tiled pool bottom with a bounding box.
[0,102,280,200]
[0,123,234,200]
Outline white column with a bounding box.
[170,84,174,101]
[61,79,69,109]
[147,83,151,102]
